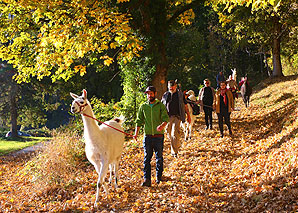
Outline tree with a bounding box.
[120,0,207,97]
[0,0,142,83]
[0,0,291,101]
[0,65,18,137]
[215,0,298,77]
[0,0,207,99]
[0,59,85,132]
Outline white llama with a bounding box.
[70,89,124,206]
[181,94,196,140]
[231,68,237,81]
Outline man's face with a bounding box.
[168,84,177,93]
[146,91,156,102]
[204,81,210,86]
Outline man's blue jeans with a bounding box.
[143,135,164,180]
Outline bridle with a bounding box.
[75,100,89,113]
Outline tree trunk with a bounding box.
[9,72,18,137]
[272,16,283,77]
[151,31,168,100]
[152,48,168,99]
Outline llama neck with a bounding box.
[81,104,99,134]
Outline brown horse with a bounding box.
[240,79,252,107]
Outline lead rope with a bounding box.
[81,113,137,141]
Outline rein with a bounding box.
[81,113,136,139]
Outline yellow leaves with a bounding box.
[110,42,117,49]
[178,9,195,26]
[117,0,130,3]
[74,65,86,76]
[0,1,143,83]
[100,55,114,66]
[218,12,232,25]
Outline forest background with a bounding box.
[0,0,297,135]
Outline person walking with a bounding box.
[198,79,215,130]
[213,81,234,137]
[161,80,191,157]
[134,86,169,187]
[216,71,225,89]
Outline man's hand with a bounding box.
[157,122,167,132]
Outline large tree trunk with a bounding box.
[272,16,283,77]
[152,36,168,99]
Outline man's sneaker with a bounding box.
[141,179,151,187]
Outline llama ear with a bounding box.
[82,89,87,99]
[70,92,79,99]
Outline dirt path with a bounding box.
[8,142,45,157]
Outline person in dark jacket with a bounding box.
[198,79,215,130]
[134,86,169,187]
[161,80,191,157]
[216,71,225,89]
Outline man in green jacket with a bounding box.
[134,86,169,187]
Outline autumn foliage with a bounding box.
[1,76,298,211]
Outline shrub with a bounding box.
[25,127,85,189]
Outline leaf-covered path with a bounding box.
[1,77,298,212]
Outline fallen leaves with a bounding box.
[1,76,298,211]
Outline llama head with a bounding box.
[70,89,88,114]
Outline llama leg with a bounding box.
[114,162,119,188]
[109,164,113,184]
[99,162,109,194]
[94,161,109,206]
[185,123,189,140]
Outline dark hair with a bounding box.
[168,80,177,86]
[145,86,156,93]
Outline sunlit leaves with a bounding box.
[0,0,142,83]
[178,9,195,25]
[216,0,281,11]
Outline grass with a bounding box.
[0,136,51,156]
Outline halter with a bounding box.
[75,100,89,113]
